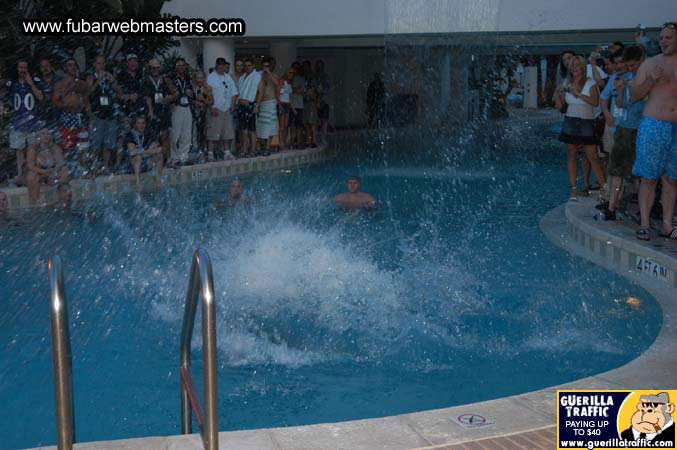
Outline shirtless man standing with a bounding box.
[255,57,280,155]
[53,58,93,176]
[334,176,377,210]
[631,22,677,241]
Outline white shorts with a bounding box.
[9,128,37,150]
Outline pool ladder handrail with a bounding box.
[48,255,75,450]
[180,249,219,450]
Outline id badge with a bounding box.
[99,96,109,106]
[180,96,189,106]
[154,92,163,103]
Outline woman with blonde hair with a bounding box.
[555,55,607,201]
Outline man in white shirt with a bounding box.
[206,58,238,160]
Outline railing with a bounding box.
[179,249,219,450]
[48,256,75,450]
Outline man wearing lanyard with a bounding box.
[87,55,122,174]
[145,58,175,164]
[170,58,193,166]
[125,116,163,191]
[117,54,146,170]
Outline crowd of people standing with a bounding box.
[0,52,332,196]
[555,22,677,241]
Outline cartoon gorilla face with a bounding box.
[631,401,674,434]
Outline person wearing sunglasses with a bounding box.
[206,57,238,161]
[630,22,677,241]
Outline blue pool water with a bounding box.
[0,124,662,448]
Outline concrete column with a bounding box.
[448,50,469,123]
[439,50,451,124]
[177,38,200,68]
[270,41,296,76]
[203,37,235,75]
[522,66,538,109]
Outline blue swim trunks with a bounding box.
[632,117,677,179]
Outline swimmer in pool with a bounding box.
[334,176,377,210]
[214,178,249,208]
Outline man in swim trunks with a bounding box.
[238,58,262,156]
[254,57,279,156]
[334,176,377,210]
[631,22,677,240]
[53,58,93,177]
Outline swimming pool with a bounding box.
[0,124,662,448]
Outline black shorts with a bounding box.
[290,107,303,127]
[558,116,599,146]
[238,103,256,132]
[608,127,638,177]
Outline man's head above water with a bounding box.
[346,176,361,194]
[228,179,243,200]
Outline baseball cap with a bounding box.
[126,53,138,61]
[215,57,229,66]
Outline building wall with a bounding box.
[163,0,673,36]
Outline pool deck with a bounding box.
[0,146,334,210]
[31,197,677,449]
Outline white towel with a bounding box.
[239,71,262,102]
[256,99,278,139]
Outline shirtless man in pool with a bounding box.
[334,176,377,210]
[631,22,677,241]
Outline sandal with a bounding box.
[658,228,677,240]
[569,187,578,201]
[636,229,651,241]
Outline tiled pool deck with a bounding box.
[29,195,677,449]
[0,146,334,210]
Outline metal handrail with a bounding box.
[48,256,75,450]
[180,249,218,450]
